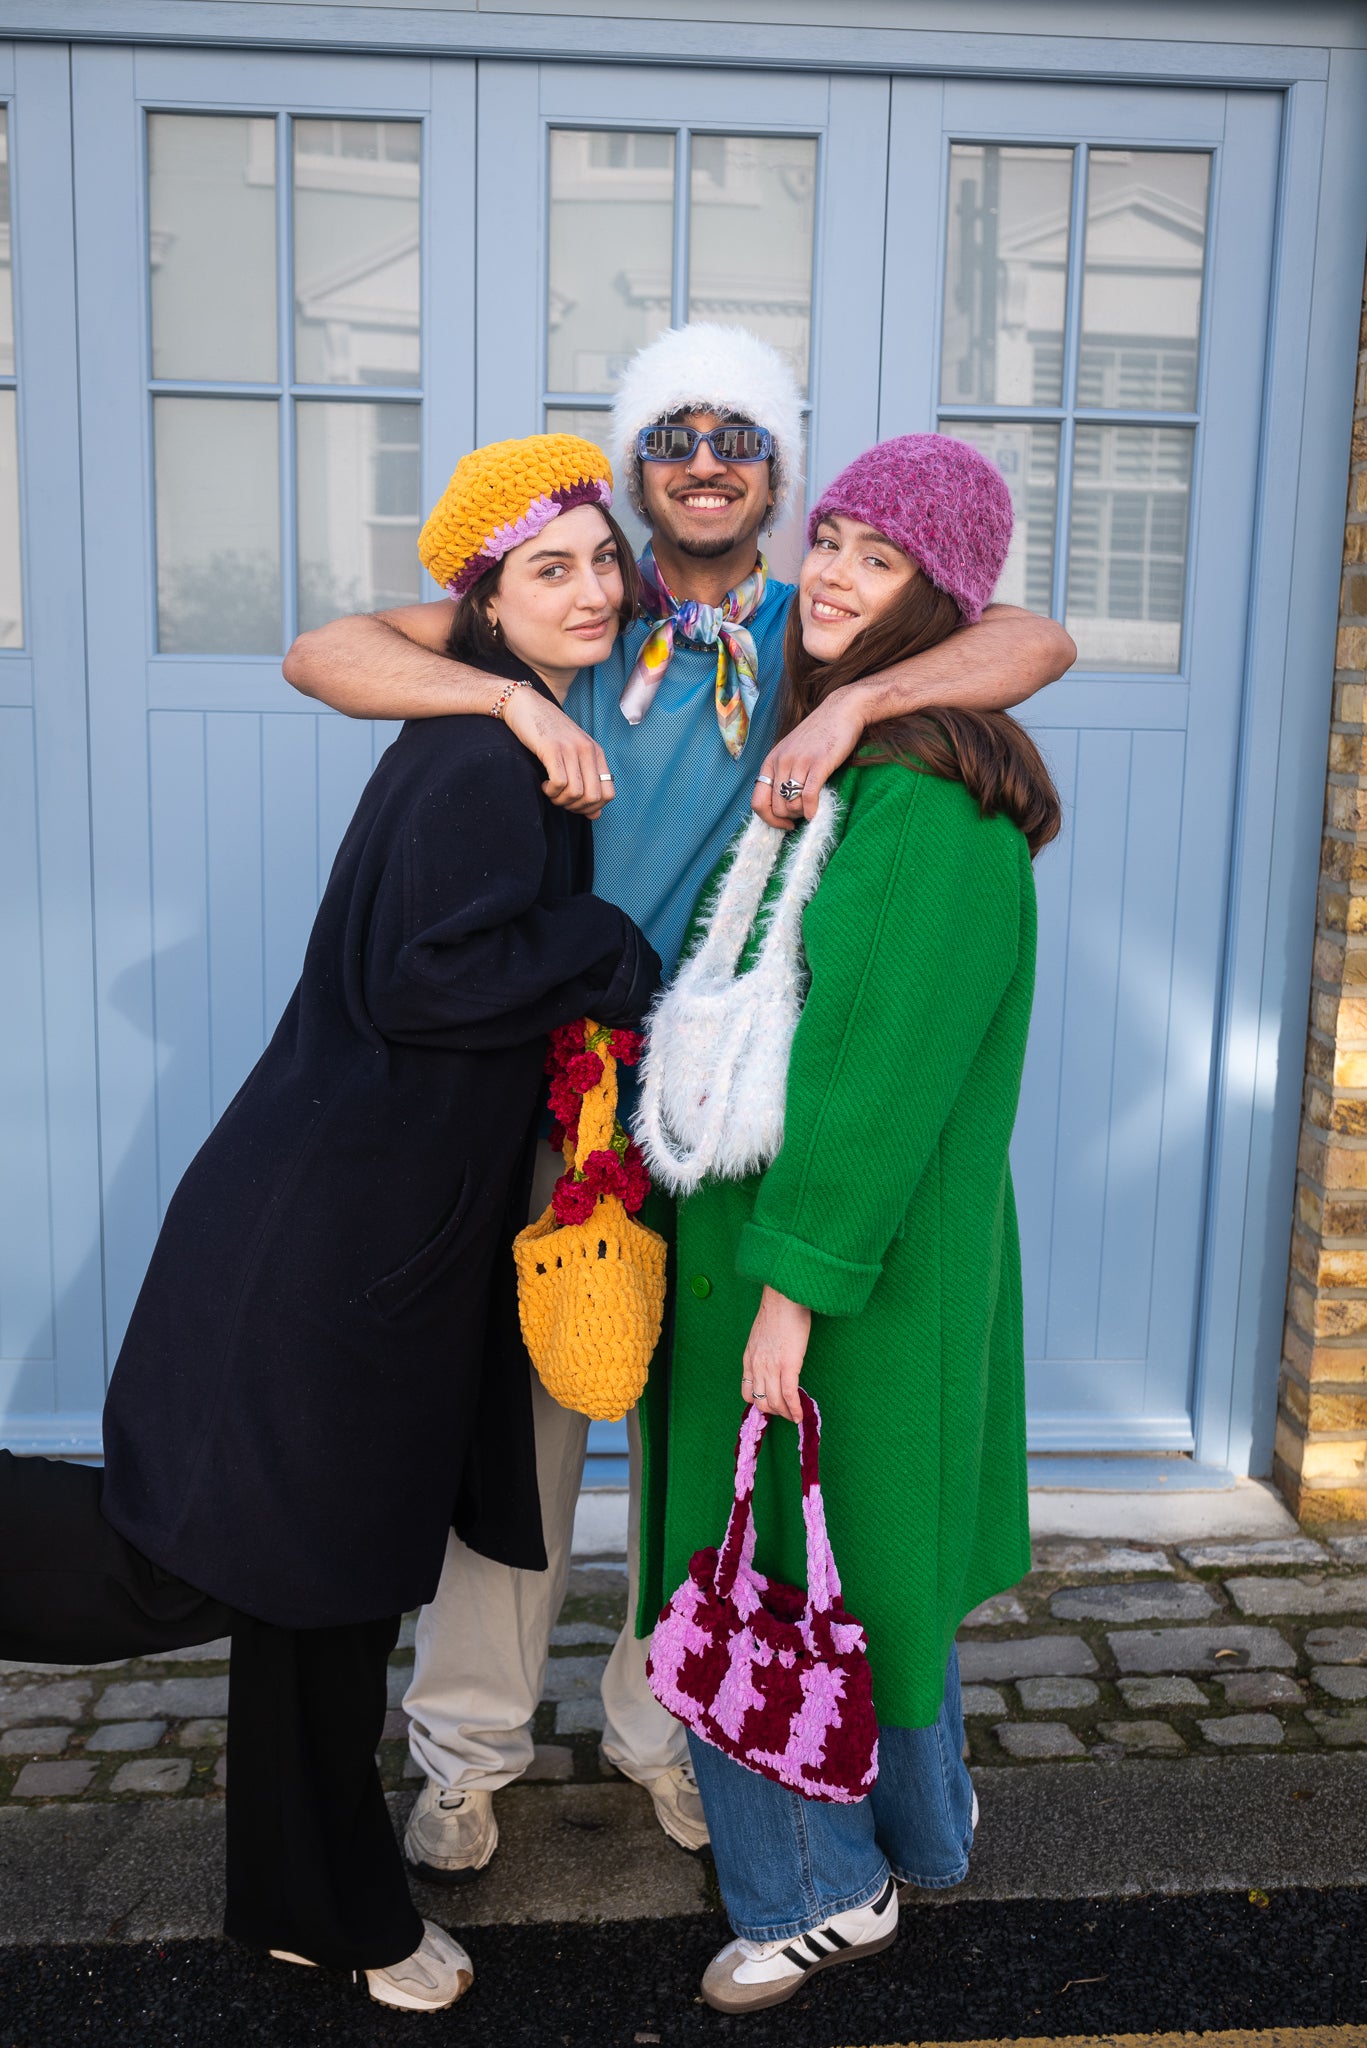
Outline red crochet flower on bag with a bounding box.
[549,1021,587,1061]
[551,1174,598,1226]
[582,1149,628,1197]
[621,1140,650,1215]
[566,1050,605,1094]
[547,1075,580,1127]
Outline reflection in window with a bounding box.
[154,398,281,654]
[941,419,1058,614]
[0,112,19,648]
[0,108,12,380]
[941,145,1073,409]
[147,114,278,385]
[1065,424,1193,671]
[1078,152,1209,414]
[544,407,646,558]
[547,130,676,395]
[293,119,420,387]
[297,401,422,630]
[689,135,816,395]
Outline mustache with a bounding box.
[667,483,744,503]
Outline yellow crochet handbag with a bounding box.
[514,1025,667,1421]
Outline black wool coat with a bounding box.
[99,676,660,1628]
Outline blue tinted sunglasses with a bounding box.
[636,423,774,465]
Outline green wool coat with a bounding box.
[636,757,1037,1728]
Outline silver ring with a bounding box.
[753,774,774,786]
[598,773,615,782]
[778,778,806,803]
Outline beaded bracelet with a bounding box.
[491,678,533,721]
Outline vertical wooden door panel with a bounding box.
[74,48,469,1363]
[886,82,1281,1454]
[0,706,54,1372]
[0,42,105,1453]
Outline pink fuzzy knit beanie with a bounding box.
[807,433,1013,624]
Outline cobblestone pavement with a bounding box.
[5,1536,1367,1804]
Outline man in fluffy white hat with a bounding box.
[284,323,1073,1879]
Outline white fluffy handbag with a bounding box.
[633,789,840,1195]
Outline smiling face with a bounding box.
[798,512,921,661]
[483,502,625,696]
[638,408,775,571]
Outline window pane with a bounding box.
[1078,152,1210,413]
[941,145,1073,408]
[547,130,675,395]
[939,419,1058,615]
[689,135,816,397]
[544,406,645,557]
[154,398,280,653]
[0,390,20,647]
[148,115,278,384]
[293,119,421,388]
[0,109,12,378]
[1065,423,1193,671]
[297,401,422,628]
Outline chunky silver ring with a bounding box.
[778,778,806,803]
[598,773,615,782]
[753,774,774,786]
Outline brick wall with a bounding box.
[1276,260,1367,1524]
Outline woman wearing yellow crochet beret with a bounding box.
[0,437,658,2012]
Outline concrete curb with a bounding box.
[4,1753,1366,1946]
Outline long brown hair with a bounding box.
[445,507,641,668]
[780,571,1061,857]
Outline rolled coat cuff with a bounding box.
[735,1220,880,1318]
[595,924,663,1031]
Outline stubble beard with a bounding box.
[655,500,763,562]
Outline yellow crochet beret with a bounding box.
[419,433,615,598]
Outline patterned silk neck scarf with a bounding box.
[619,549,767,759]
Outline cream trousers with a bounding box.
[403,1154,686,1791]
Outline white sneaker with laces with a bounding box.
[644,1759,710,1852]
[701,1874,899,2013]
[270,1918,474,2012]
[402,1780,498,1883]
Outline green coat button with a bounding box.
[690,1274,712,1300]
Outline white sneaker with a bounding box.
[645,1760,710,1852]
[403,1780,498,1884]
[270,1918,474,2012]
[701,1874,899,2013]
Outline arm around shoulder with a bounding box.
[282,599,499,719]
[855,603,1075,723]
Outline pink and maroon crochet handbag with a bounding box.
[646,1391,879,1803]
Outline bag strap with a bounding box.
[685,815,787,979]
[571,1020,618,1171]
[713,1390,841,1615]
[749,787,841,974]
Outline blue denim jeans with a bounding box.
[688,1646,973,1942]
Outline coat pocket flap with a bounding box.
[365,1167,475,1320]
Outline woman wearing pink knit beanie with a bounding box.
[636,431,1062,2013]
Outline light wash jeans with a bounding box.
[688,1645,973,1942]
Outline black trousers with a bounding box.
[0,1452,423,1971]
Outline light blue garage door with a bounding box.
[0,44,1294,1476]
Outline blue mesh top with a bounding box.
[565,574,796,980]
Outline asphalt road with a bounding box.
[3,1888,1367,2048]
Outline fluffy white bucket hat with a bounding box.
[610,322,804,526]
